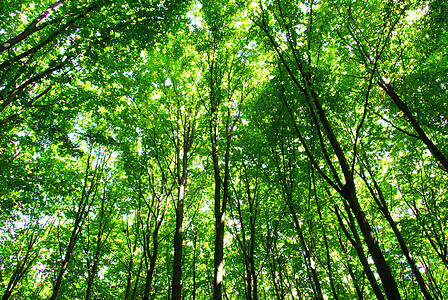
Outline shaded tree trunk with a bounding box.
[172,118,196,300]
[192,230,197,300]
[359,159,434,300]
[2,229,40,300]
[84,190,115,300]
[256,6,402,298]
[334,204,384,300]
[378,81,448,173]
[50,152,104,300]
[312,169,338,300]
[207,40,245,299]
[337,229,365,300]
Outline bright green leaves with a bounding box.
[1,0,448,299]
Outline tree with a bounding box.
[1,0,447,299]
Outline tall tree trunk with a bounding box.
[256,10,402,299]
[132,255,144,300]
[359,162,434,300]
[143,225,161,300]
[288,202,324,300]
[50,153,102,300]
[2,230,40,300]
[341,185,402,300]
[207,29,245,299]
[210,67,224,300]
[211,109,234,300]
[232,162,260,300]
[378,81,448,173]
[192,230,197,300]
[337,231,365,300]
[125,254,134,300]
[312,171,338,300]
[172,119,194,300]
[171,181,185,300]
[213,208,225,300]
[84,191,114,300]
[85,257,98,300]
[334,204,385,300]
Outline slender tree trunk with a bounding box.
[132,255,144,300]
[214,212,225,300]
[85,192,114,300]
[359,164,434,300]
[341,184,401,300]
[172,120,194,300]
[125,218,139,300]
[143,226,160,300]
[334,204,385,300]
[347,262,364,300]
[249,231,258,300]
[192,230,197,300]
[207,32,244,298]
[210,89,224,300]
[50,234,78,300]
[378,81,448,172]
[50,154,102,300]
[212,130,231,300]
[171,181,185,300]
[257,12,402,299]
[288,203,324,300]
[125,254,134,300]
[314,202,338,299]
[311,169,338,300]
[85,259,98,300]
[233,162,260,300]
[2,231,39,300]
[269,244,286,300]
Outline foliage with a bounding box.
[1,0,447,299]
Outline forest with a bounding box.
[0,0,447,299]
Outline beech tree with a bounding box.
[1,0,447,299]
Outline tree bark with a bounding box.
[256,9,402,298]
[192,230,197,300]
[171,185,184,300]
[142,228,159,300]
[2,230,39,300]
[172,118,195,300]
[312,170,338,300]
[378,81,448,173]
[342,185,402,300]
[0,0,66,53]
[334,204,385,300]
[50,153,103,300]
[359,162,434,300]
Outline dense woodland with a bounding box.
[0,0,447,299]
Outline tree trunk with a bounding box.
[334,204,385,300]
[50,154,101,300]
[257,12,402,299]
[342,185,401,300]
[172,121,194,300]
[171,182,185,300]
[378,81,448,173]
[289,203,324,300]
[192,230,197,300]
[2,230,39,300]
[125,254,134,300]
[213,211,225,300]
[359,164,434,300]
[314,186,338,300]
[143,226,160,300]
